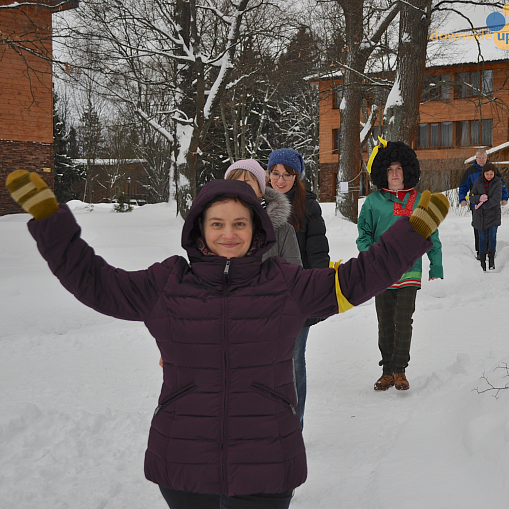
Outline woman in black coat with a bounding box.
[267,149,330,430]
[470,163,503,271]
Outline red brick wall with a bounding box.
[0,4,53,144]
[316,61,509,201]
[0,140,54,215]
[0,2,55,215]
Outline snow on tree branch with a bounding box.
[0,1,74,10]
[360,104,378,146]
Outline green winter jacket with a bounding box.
[357,189,443,285]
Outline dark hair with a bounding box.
[270,164,308,232]
[369,141,420,189]
[483,163,497,175]
[192,195,263,245]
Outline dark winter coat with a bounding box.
[284,186,330,326]
[27,179,431,496]
[284,187,330,270]
[458,162,508,211]
[470,174,503,231]
[262,186,301,265]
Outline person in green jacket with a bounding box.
[357,138,443,391]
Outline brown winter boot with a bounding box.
[488,250,495,270]
[374,374,394,391]
[480,252,487,272]
[393,373,410,391]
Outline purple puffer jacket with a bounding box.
[28,179,431,496]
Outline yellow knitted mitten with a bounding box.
[409,190,450,239]
[6,170,59,220]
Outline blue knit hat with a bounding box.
[267,149,305,178]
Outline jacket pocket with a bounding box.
[251,382,297,415]
[154,383,197,416]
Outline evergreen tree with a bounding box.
[53,94,85,202]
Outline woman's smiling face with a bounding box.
[269,164,296,194]
[203,199,253,258]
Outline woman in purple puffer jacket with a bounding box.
[7,173,447,509]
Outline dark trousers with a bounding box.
[375,286,418,374]
[159,487,293,509]
[472,211,488,254]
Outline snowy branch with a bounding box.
[0,1,75,10]
[360,104,378,146]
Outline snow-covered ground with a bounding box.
[2,197,509,508]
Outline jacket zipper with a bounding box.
[251,382,297,415]
[220,259,231,493]
[153,383,197,416]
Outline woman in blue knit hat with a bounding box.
[267,148,330,429]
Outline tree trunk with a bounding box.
[337,1,364,222]
[336,0,400,223]
[384,0,431,146]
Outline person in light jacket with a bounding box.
[6,170,448,509]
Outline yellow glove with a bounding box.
[409,190,449,239]
[6,170,59,220]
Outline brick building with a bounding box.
[0,0,79,216]
[314,58,509,202]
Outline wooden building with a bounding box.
[0,0,79,216]
[314,58,509,202]
[72,159,151,205]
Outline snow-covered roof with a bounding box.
[73,158,146,166]
[309,25,509,83]
[309,52,509,83]
[464,141,509,164]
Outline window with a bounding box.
[421,74,451,102]
[456,121,470,146]
[418,121,488,148]
[333,86,344,109]
[471,71,480,96]
[440,74,450,99]
[455,69,494,98]
[457,71,470,98]
[481,119,493,145]
[368,86,390,106]
[429,82,440,100]
[418,124,429,148]
[333,128,341,153]
[440,122,453,147]
[454,119,493,146]
[471,121,479,144]
[430,123,439,147]
[483,70,493,94]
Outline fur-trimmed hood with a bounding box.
[264,186,292,231]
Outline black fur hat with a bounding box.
[369,141,420,189]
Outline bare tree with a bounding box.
[383,0,432,144]
[56,0,283,218]
[335,0,401,222]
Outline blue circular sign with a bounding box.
[486,12,505,31]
